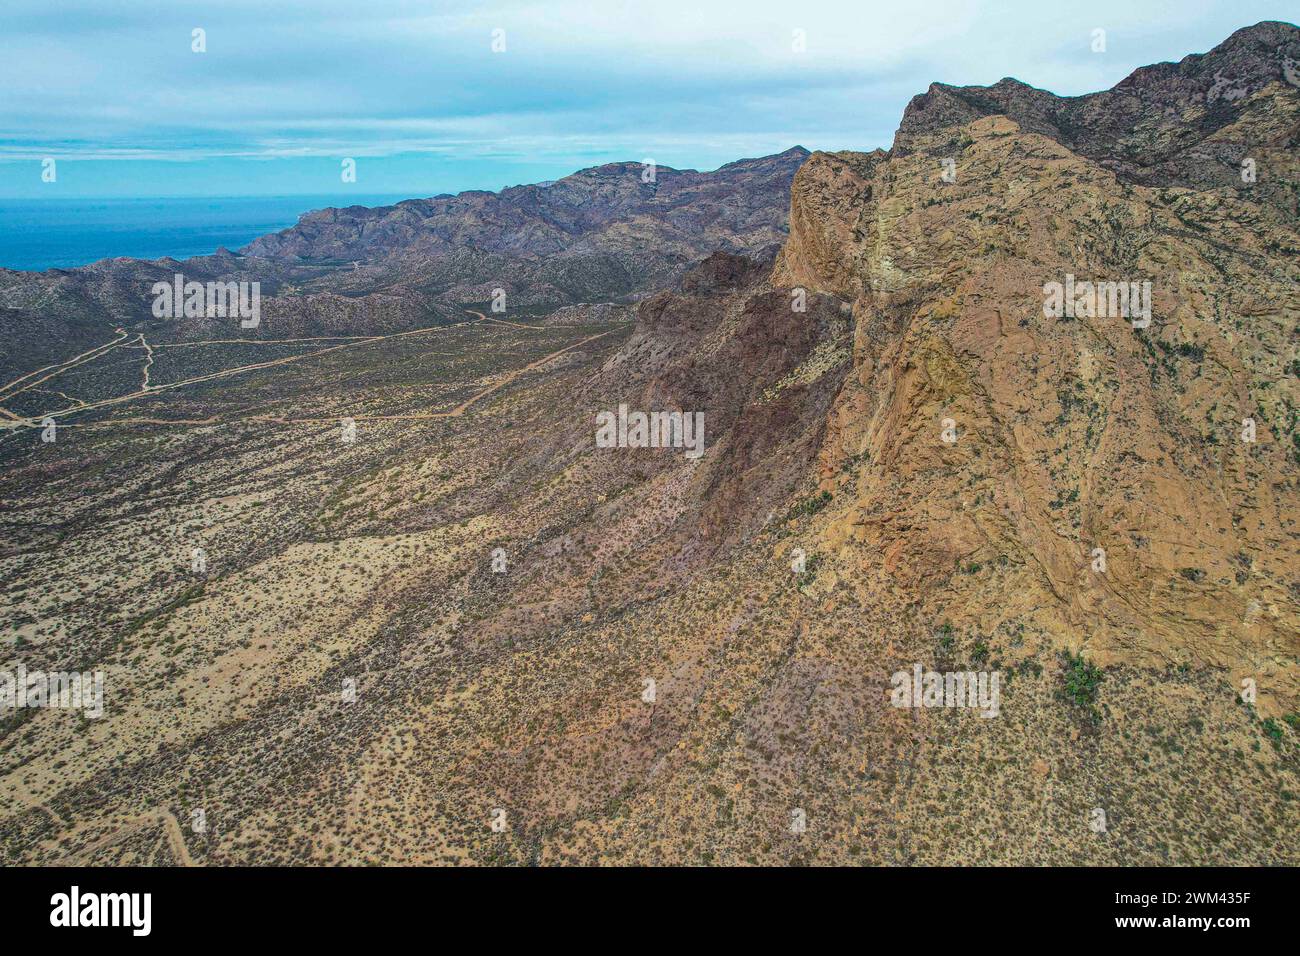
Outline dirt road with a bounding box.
[1,310,616,430]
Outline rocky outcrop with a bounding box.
[775,21,1300,713]
[4,25,1298,868]
[893,21,1300,211]
[586,251,851,552]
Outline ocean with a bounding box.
[0,195,411,272]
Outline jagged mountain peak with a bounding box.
[894,20,1299,199]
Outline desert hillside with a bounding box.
[0,24,1296,866]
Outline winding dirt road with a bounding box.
[0,310,617,430]
[0,329,129,404]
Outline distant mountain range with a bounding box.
[0,148,808,376]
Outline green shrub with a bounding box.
[1060,652,1103,718]
[786,490,832,522]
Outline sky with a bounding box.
[0,0,1294,198]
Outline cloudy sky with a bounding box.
[0,0,1292,197]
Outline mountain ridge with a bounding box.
[774,19,1299,712]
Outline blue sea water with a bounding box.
[0,195,410,272]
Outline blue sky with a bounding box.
[0,0,1293,198]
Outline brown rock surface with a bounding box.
[775,23,1300,713]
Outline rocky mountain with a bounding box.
[243,147,809,305]
[0,148,808,377]
[894,21,1300,217]
[774,19,1299,707]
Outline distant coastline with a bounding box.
[0,194,410,272]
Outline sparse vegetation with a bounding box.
[1060,652,1104,719]
[786,490,832,522]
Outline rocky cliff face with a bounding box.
[775,21,1300,712]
